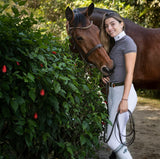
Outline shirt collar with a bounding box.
[114,31,126,41]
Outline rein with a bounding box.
[104,109,135,146]
[68,21,103,64]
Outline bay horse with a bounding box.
[65,3,114,77]
[66,3,160,89]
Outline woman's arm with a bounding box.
[118,52,136,114]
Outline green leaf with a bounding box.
[57,142,65,149]
[27,73,35,82]
[29,88,36,101]
[16,118,25,126]
[63,102,71,113]
[106,118,112,126]
[68,83,79,93]
[11,100,18,112]
[24,72,35,82]
[21,9,28,15]
[13,71,23,80]
[18,0,27,6]
[58,89,66,98]
[53,81,61,94]
[49,96,59,112]
[67,93,75,104]
[20,104,27,115]
[37,54,46,64]
[59,75,70,85]
[2,4,9,12]
[28,119,37,128]
[75,96,80,104]
[68,74,76,80]
[66,143,74,156]
[15,125,24,135]
[82,84,89,92]
[139,8,148,18]
[11,6,19,16]
[42,132,50,142]
[16,96,25,105]
[82,121,89,130]
[58,62,66,70]
[80,135,87,146]
[23,39,33,45]
[25,134,32,147]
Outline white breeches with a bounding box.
[106,84,137,151]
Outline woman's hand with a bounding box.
[102,76,110,84]
[118,99,128,114]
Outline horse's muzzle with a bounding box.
[101,65,114,77]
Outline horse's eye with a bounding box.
[76,36,83,41]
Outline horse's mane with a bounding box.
[72,9,87,27]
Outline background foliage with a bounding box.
[0,0,160,158]
[1,0,160,39]
[0,1,109,158]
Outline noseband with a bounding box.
[69,21,103,64]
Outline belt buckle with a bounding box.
[110,83,115,87]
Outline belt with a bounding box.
[109,82,124,87]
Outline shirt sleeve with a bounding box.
[123,36,137,54]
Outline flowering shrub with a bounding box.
[0,1,108,159]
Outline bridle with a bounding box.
[68,21,103,64]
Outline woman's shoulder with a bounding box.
[121,35,137,53]
[120,35,137,47]
[123,35,136,44]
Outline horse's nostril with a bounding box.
[102,67,109,73]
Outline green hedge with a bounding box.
[0,2,108,159]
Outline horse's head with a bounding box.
[65,3,114,76]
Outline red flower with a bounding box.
[2,65,7,73]
[16,62,20,66]
[34,112,38,119]
[52,51,56,54]
[101,121,105,125]
[104,100,108,104]
[40,64,43,67]
[40,89,45,96]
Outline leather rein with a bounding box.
[104,109,135,146]
[68,21,103,64]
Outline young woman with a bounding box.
[101,12,137,159]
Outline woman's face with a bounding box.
[105,17,124,37]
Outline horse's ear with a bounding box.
[85,3,94,17]
[65,6,74,23]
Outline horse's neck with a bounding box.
[79,7,160,33]
[124,19,144,38]
[77,7,160,43]
[125,19,160,44]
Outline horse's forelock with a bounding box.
[73,13,87,27]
